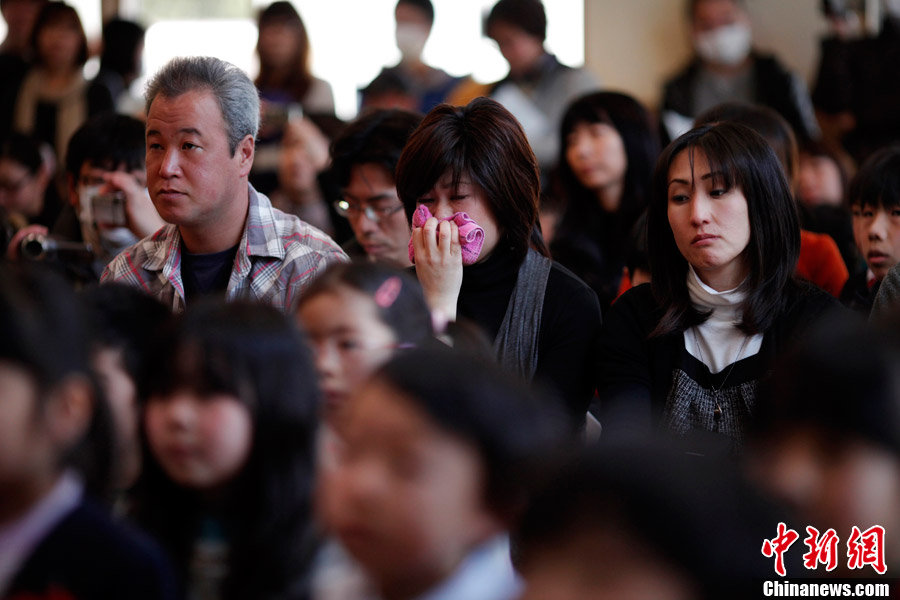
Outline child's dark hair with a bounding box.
[81,283,169,399]
[0,264,114,501]
[848,145,900,211]
[329,109,422,190]
[0,132,44,175]
[484,0,547,41]
[754,316,900,458]
[65,113,145,179]
[297,261,434,348]
[372,345,567,521]
[135,300,320,600]
[517,440,788,599]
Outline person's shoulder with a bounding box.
[101,226,173,281]
[11,500,177,598]
[782,278,845,324]
[547,259,602,318]
[273,207,348,256]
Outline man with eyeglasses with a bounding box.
[329,109,422,268]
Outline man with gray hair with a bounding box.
[102,56,347,312]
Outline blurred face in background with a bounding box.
[0,157,46,218]
[565,120,628,213]
[798,153,844,207]
[319,377,497,598]
[36,15,82,72]
[488,21,544,78]
[257,22,301,71]
[341,163,411,268]
[296,284,397,427]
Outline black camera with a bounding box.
[20,233,94,262]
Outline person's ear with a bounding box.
[236,134,255,178]
[44,375,94,451]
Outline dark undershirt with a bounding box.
[181,244,239,302]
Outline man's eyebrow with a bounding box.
[146,128,203,137]
[342,192,395,203]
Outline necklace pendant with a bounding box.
[714,401,722,420]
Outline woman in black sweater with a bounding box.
[396,98,601,428]
[597,122,839,451]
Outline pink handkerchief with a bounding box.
[408,204,485,265]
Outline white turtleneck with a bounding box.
[683,266,763,374]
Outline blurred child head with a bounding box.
[798,140,852,208]
[138,300,320,598]
[848,146,900,282]
[296,261,433,428]
[750,319,900,574]
[82,283,168,490]
[517,441,782,600]
[0,132,52,220]
[320,345,564,600]
[0,265,113,523]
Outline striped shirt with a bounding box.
[100,184,348,312]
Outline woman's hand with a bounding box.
[412,216,462,323]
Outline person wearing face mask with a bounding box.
[362,0,461,115]
[7,113,164,283]
[661,0,820,145]
[813,0,900,164]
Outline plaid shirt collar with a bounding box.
[140,183,283,280]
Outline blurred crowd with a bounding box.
[1,0,900,599]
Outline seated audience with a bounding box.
[695,102,849,297]
[362,0,461,114]
[0,265,176,599]
[316,345,565,600]
[397,97,601,428]
[102,56,347,312]
[88,18,146,114]
[329,109,422,268]
[843,146,900,314]
[749,319,900,576]
[134,300,320,600]
[13,1,113,164]
[0,131,59,238]
[485,0,598,172]
[661,0,819,144]
[597,122,839,451]
[295,261,433,432]
[517,441,785,599]
[81,283,169,502]
[552,91,660,312]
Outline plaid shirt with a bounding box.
[100,185,348,312]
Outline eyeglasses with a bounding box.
[333,199,404,223]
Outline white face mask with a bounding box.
[694,22,753,66]
[395,23,429,61]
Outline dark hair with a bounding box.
[372,345,566,520]
[297,261,434,348]
[0,131,44,175]
[0,264,114,501]
[136,300,320,600]
[648,122,801,336]
[557,91,660,255]
[800,138,854,200]
[396,97,547,261]
[81,283,169,398]
[695,102,799,188]
[485,0,547,41]
[687,0,745,20]
[100,18,145,79]
[397,0,434,26]
[517,440,787,598]
[329,109,422,190]
[848,145,900,211]
[255,1,313,104]
[625,210,650,279]
[754,317,900,458]
[30,1,88,68]
[65,113,145,179]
